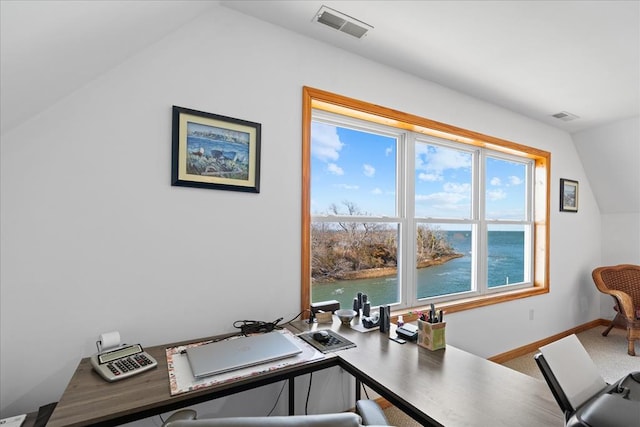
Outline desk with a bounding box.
[46,320,563,426]
[291,320,563,426]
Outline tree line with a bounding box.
[311,202,458,282]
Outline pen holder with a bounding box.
[417,319,446,351]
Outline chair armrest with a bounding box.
[162,413,362,427]
[163,409,197,426]
[356,400,389,426]
[605,290,636,320]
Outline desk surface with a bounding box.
[47,320,563,427]
[291,320,562,426]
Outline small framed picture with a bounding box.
[560,178,578,212]
[171,106,261,193]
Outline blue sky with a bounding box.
[311,122,527,220]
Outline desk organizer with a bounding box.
[417,320,446,350]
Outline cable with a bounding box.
[267,381,288,416]
[362,383,370,399]
[283,309,309,325]
[305,372,314,415]
[233,317,284,335]
[232,310,308,336]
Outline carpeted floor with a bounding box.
[382,326,638,426]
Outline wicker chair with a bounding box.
[592,264,640,356]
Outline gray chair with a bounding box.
[162,400,390,427]
[534,334,639,427]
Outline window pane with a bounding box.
[415,142,472,219]
[485,156,527,220]
[311,122,397,217]
[416,224,473,299]
[487,225,526,288]
[311,221,399,307]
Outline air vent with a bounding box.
[314,5,372,39]
[551,111,580,122]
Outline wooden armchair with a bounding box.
[592,264,640,356]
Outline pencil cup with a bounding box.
[417,319,446,351]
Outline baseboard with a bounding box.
[488,318,609,364]
[374,397,393,410]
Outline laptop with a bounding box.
[186,332,302,379]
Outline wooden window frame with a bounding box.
[301,87,550,320]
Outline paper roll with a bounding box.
[99,331,121,352]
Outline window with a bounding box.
[302,87,550,317]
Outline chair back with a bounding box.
[536,335,606,413]
[592,264,640,310]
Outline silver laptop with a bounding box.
[186,332,302,379]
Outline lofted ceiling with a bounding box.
[1,0,639,136]
[222,0,639,134]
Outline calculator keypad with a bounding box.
[93,349,158,381]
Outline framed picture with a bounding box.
[171,106,261,193]
[560,178,578,212]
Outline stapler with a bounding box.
[396,323,418,341]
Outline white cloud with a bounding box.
[385,146,393,157]
[363,164,375,177]
[490,177,501,186]
[311,122,343,162]
[335,184,359,190]
[327,163,344,175]
[508,175,523,186]
[443,182,470,193]
[417,172,442,182]
[371,188,383,195]
[487,189,507,201]
[416,192,468,204]
[415,144,471,181]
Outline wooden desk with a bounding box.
[47,321,563,426]
[46,334,339,427]
[290,320,563,426]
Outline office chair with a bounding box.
[161,400,390,427]
[592,264,640,355]
[534,334,639,427]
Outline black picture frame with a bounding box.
[560,178,578,212]
[171,106,261,193]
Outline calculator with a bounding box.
[90,343,158,382]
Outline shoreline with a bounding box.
[313,253,463,283]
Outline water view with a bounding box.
[312,230,525,308]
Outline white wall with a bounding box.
[0,5,603,419]
[573,117,640,319]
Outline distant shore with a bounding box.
[314,253,463,283]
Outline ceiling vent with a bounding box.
[551,111,580,122]
[313,5,372,39]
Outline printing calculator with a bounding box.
[90,343,158,382]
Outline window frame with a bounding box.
[301,87,550,319]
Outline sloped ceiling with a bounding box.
[2,1,638,135]
[0,0,215,134]
[1,1,639,214]
[221,0,639,134]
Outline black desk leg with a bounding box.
[355,378,361,401]
[289,378,295,415]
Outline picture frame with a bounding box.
[171,106,261,193]
[560,178,578,212]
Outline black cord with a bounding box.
[232,310,308,336]
[233,317,284,335]
[283,309,309,325]
[305,372,313,415]
[267,381,288,416]
[362,383,370,399]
